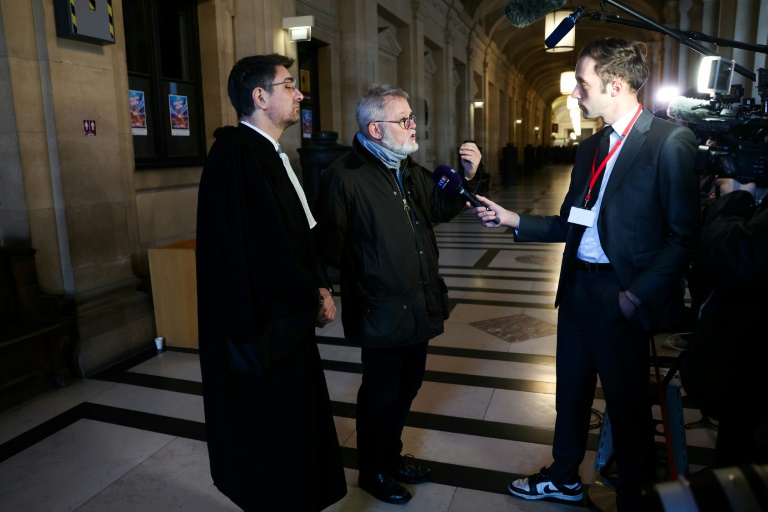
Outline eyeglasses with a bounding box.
[368,114,416,130]
[269,78,298,92]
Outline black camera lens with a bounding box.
[639,464,768,511]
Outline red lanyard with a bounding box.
[584,104,643,207]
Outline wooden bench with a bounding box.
[0,246,77,410]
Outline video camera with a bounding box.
[561,0,768,190]
[673,60,768,188]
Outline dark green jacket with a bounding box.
[317,137,478,347]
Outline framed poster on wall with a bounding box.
[302,109,312,138]
[169,94,190,136]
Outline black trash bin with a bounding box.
[501,144,518,186]
[523,144,535,174]
[297,131,351,212]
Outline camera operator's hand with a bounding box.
[716,178,757,198]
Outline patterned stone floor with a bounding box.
[0,165,713,512]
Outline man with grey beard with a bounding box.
[317,84,482,504]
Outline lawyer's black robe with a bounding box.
[195,124,346,511]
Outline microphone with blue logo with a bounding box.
[545,6,586,49]
[431,165,501,225]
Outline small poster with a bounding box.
[169,94,190,136]
[83,120,96,136]
[129,90,147,136]
[302,109,312,138]
[300,69,311,96]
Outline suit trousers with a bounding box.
[550,267,656,511]
[356,342,429,475]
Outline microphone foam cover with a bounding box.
[432,165,462,194]
[667,96,711,123]
[505,0,566,28]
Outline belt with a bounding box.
[575,259,614,272]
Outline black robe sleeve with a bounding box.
[196,126,321,375]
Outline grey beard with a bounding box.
[382,128,419,155]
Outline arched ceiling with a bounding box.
[461,0,669,106]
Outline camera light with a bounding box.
[656,86,680,105]
[697,56,735,95]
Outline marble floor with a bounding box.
[0,165,715,512]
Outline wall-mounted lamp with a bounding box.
[515,119,522,125]
[282,15,314,42]
[545,10,575,52]
[566,96,579,110]
[560,71,576,94]
[472,100,485,109]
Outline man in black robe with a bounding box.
[196,54,347,511]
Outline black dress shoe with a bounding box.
[393,454,432,484]
[358,473,412,504]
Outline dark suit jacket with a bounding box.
[516,110,699,330]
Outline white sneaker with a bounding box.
[508,467,583,502]
[663,333,692,351]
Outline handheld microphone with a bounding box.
[545,6,586,48]
[505,0,566,28]
[432,165,501,225]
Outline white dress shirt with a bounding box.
[240,121,317,229]
[577,105,642,263]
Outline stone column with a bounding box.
[466,44,480,141]
[433,9,456,167]
[0,5,30,246]
[337,0,378,141]
[732,0,757,99]
[646,40,663,110]
[757,0,768,73]
[663,1,680,87]
[677,0,693,91]
[2,1,154,375]
[406,1,429,167]
[697,0,718,53]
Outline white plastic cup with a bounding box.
[155,337,164,350]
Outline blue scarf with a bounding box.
[356,132,407,171]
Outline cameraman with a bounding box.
[681,177,768,467]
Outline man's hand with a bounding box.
[316,288,336,328]
[469,194,520,229]
[459,142,482,180]
[716,178,757,197]
[619,290,641,319]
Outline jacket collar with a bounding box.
[600,108,652,205]
[353,136,411,173]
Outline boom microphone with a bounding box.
[667,96,712,123]
[505,0,565,28]
[545,6,586,48]
[432,165,501,225]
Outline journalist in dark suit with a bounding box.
[472,38,699,511]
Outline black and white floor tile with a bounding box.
[0,165,715,511]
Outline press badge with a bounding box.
[568,206,596,227]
